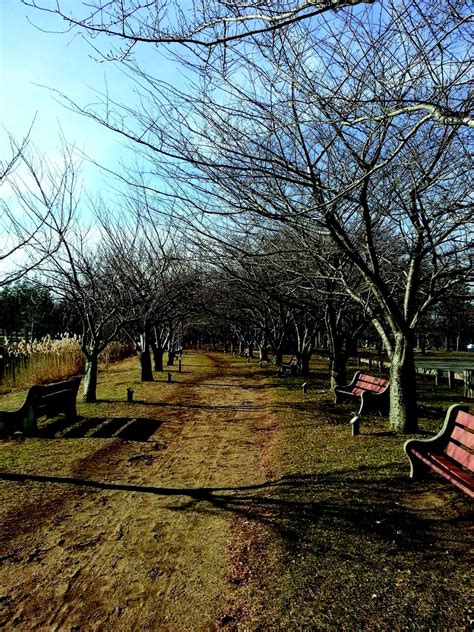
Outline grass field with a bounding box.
[0,351,472,630]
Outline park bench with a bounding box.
[0,376,81,437]
[404,404,474,498]
[334,370,389,415]
[278,355,301,377]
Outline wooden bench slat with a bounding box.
[451,423,474,450]
[429,455,474,493]
[413,450,474,496]
[357,375,387,386]
[444,440,474,469]
[429,454,474,484]
[457,410,474,431]
[355,383,384,393]
[355,379,388,390]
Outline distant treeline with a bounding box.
[0,281,78,341]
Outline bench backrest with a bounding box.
[353,373,389,395]
[25,377,81,417]
[444,409,474,472]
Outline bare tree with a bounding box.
[23,0,473,431]
[98,209,196,381]
[24,0,376,60]
[0,132,73,286]
[71,0,471,432]
[37,221,130,401]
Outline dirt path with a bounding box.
[0,353,279,631]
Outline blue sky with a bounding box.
[0,0,182,202]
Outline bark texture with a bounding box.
[83,356,99,403]
[389,334,418,433]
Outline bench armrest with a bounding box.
[404,404,468,477]
[334,370,362,393]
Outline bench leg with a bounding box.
[350,416,360,436]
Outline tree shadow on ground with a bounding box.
[273,401,329,413]
[156,380,288,389]
[1,464,471,555]
[95,399,326,414]
[134,401,271,412]
[417,404,450,420]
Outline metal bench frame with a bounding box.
[404,404,474,498]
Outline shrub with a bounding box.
[99,341,135,368]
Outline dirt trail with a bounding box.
[0,353,279,631]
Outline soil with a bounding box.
[0,353,279,631]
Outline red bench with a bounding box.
[404,404,474,498]
[334,371,389,415]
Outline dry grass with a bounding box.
[222,357,473,630]
[0,352,276,630]
[0,352,472,630]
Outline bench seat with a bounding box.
[404,405,474,498]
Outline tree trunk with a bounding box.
[445,335,451,352]
[325,303,348,390]
[456,333,461,352]
[389,333,418,433]
[83,355,99,402]
[330,355,347,391]
[167,350,176,366]
[259,345,269,362]
[421,335,426,355]
[140,347,154,381]
[326,328,348,391]
[138,330,153,381]
[274,349,283,366]
[152,344,164,371]
[301,352,312,378]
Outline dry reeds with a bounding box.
[1,333,84,390]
